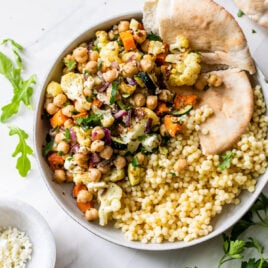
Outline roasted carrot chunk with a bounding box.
[156,102,169,116]
[72,111,88,119]
[72,184,87,198]
[47,152,64,170]
[50,109,68,128]
[164,115,182,137]
[92,98,103,108]
[174,94,198,110]
[77,201,94,213]
[119,31,136,51]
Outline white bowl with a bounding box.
[34,12,268,251]
[0,198,56,267]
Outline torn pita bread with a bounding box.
[234,0,268,28]
[198,69,254,155]
[143,0,256,74]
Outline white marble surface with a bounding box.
[0,0,268,267]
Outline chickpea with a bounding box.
[66,171,74,183]
[108,29,117,40]
[57,141,70,154]
[146,95,158,110]
[158,90,173,103]
[89,50,99,61]
[122,61,138,77]
[194,75,208,91]
[92,126,105,141]
[133,30,147,44]
[77,189,93,203]
[73,47,88,63]
[54,132,65,144]
[141,39,150,53]
[85,208,99,221]
[83,87,92,97]
[64,118,74,129]
[88,168,102,182]
[140,57,154,72]
[118,20,130,32]
[84,61,98,74]
[53,93,67,108]
[135,152,146,166]
[174,159,188,173]
[90,140,105,153]
[74,101,86,113]
[97,162,111,174]
[208,74,223,87]
[73,153,89,169]
[103,69,119,83]
[46,102,59,115]
[113,155,126,169]
[54,169,66,183]
[133,93,146,107]
[99,146,113,160]
[62,104,75,117]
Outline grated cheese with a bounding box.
[0,227,32,268]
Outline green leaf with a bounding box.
[76,113,102,129]
[237,9,245,17]
[147,32,162,41]
[42,140,54,156]
[65,60,76,72]
[245,237,264,255]
[9,126,33,177]
[131,156,140,168]
[228,240,245,257]
[218,151,236,170]
[1,38,23,51]
[63,128,71,142]
[110,81,118,105]
[1,39,23,69]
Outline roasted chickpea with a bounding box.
[73,47,88,63]
[122,61,138,77]
[141,39,150,53]
[46,103,59,115]
[99,146,113,160]
[97,162,111,174]
[90,140,105,153]
[66,171,74,183]
[62,104,75,117]
[194,75,208,91]
[64,118,74,129]
[133,93,146,107]
[89,50,99,61]
[83,87,93,97]
[57,141,70,154]
[73,153,89,169]
[77,189,93,203]
[53,93,67,108]
[158,90,173,102]
[133,30,147,44]
[84,61,98,74]
[146,95,158,110]
[54,132,65,144]
[88,168,102,182]
[113,155,127,169]
[135,152,146,166]
[54,169,66,183]
[74,101,86,113]
[92,126,105,141]
[140,57,154,72]
[208,74,223,87]
[85,208,99,221]
[118,20,130,32]
[160,124,168,136]
[103,69,119,83]
[174,159,188,173]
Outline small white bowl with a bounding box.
[0,198,56,268]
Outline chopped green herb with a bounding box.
[65,59,76,72]
[218,151,236,170]
[110,81,118,105]
[147,32,162,41]
[169,171,176,176]
[63,128,71,142]
[91,45,99,52]
[237,9,245,17]
[117,100,131,110]
[42,140,54,156]
[131,156,140,168]
[117,40,123,46]
[63,101,71,107]
[8,126,33,177]
[252,29,257,34]
[76,113,102,129]
[97,59,102,71]
[0,39,36,122]
[57,151,64,156]
[138,135,147,141]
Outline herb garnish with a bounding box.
[131,156,140,168]
[110,81,118,105]
[42,140,54,156]
[9,126,33,177]
[76,114,102,129]
[63,128,71,142]
[237,9,245,17]
[218,151,236,170]
[147,32,162,41]
[64,59,76,72]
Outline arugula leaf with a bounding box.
[9,126,33,177]
[110,81,118,105]
[147,32,162,41]
[0,40,36,122]
[218,151,236,170]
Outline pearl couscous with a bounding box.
[42,18,268,243]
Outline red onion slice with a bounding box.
[145,118,153,134]
[114,110,127,119]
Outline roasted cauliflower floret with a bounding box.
[169,35,189,53]
[168,52,201,87]
[95,30,109,49]
[148,41,165,55]
[98,183,123,226]
[99,41,121,64]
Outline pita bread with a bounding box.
[234,0,268,28]
[143,0,256,74]
[198,69,254,155]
